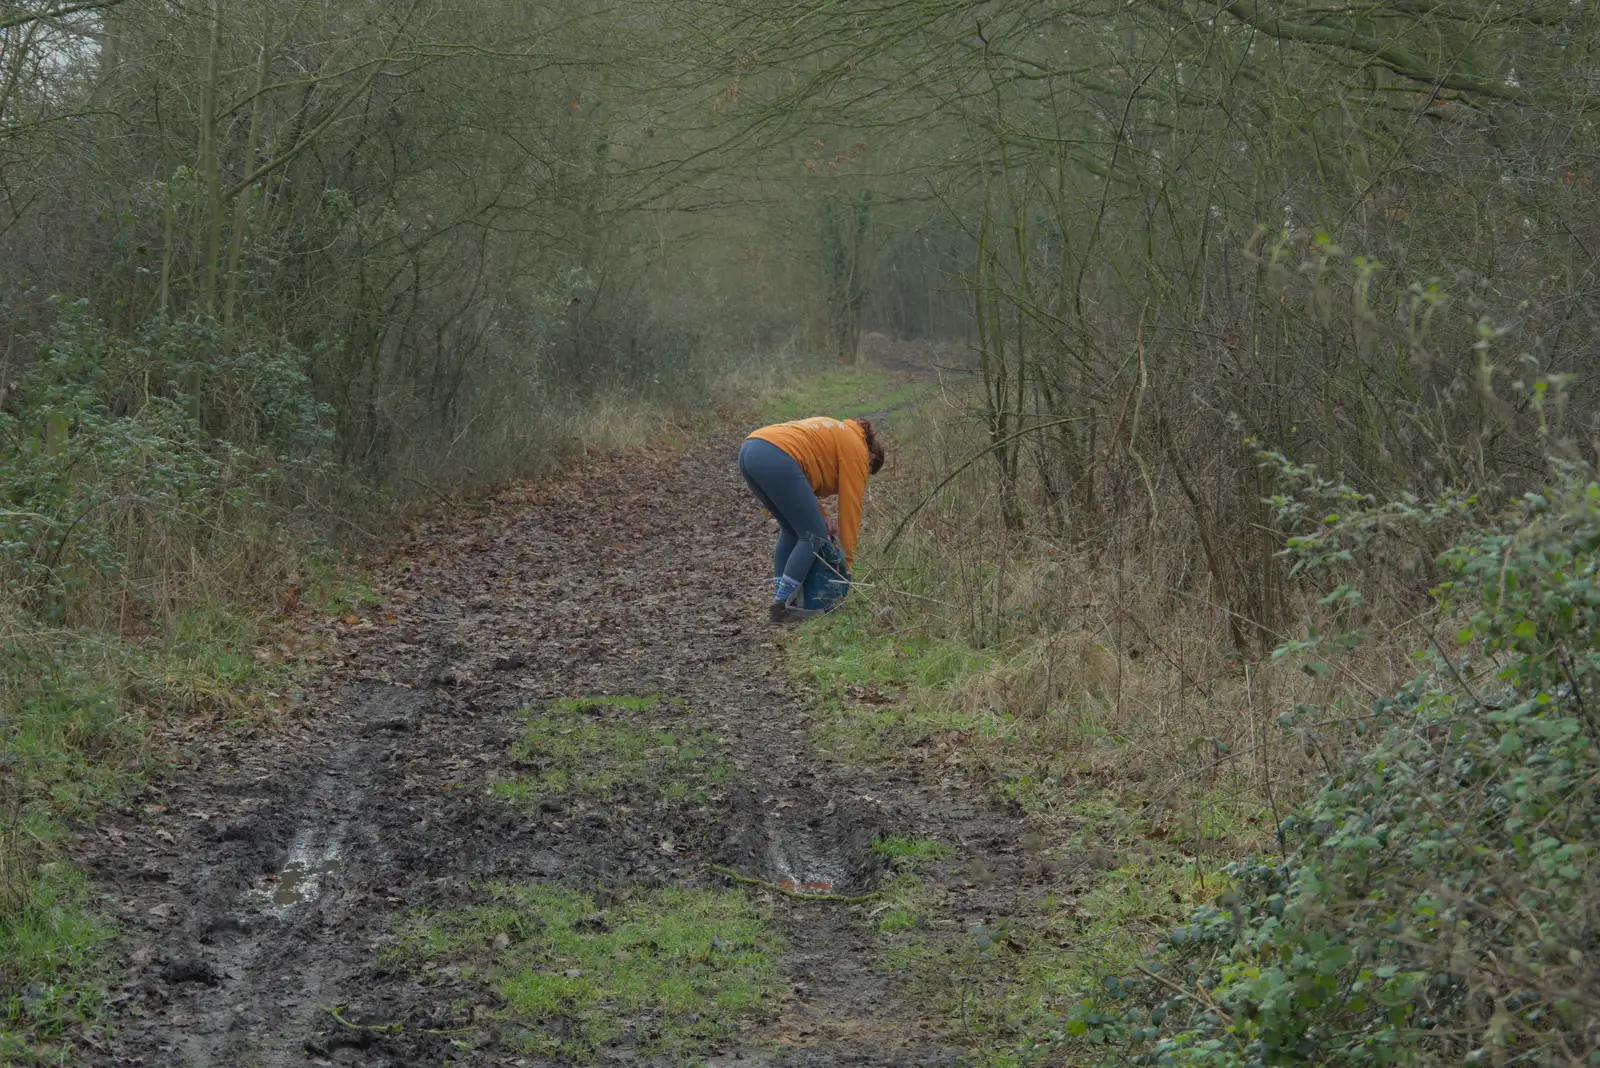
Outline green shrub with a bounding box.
[1045,463,1600,1065]
[0,300,331,623]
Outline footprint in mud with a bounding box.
[765,818,849,894]
[246,826,346,912]
[724,791,885,896]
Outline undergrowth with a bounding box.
[1030,464,1600,1066]
[788,366,1600,1063]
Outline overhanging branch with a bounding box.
[1151,0,1526,102]
[0,0,125,32]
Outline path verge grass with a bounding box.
[758,368,927,423]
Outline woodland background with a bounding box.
[4,0,1600,1063]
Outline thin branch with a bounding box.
[0,0,124,32]
[1153,0,1528,101]
[881,415,1092,555]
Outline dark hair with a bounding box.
[857,418,886,475]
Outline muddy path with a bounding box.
[78,431,1038,1067]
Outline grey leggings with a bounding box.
[738,438,830,588]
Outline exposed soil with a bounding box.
[75,427,1044,1067]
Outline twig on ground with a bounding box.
[707,864,879,904]
[403,476,455,509]
[320,1004,477,1037]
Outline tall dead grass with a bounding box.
[857,380,1422,827]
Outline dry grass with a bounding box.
[831,380,1426,826]
[778,365,1468,1063]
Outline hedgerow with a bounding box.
[1045,458,1600,1066]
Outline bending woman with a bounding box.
[739,416,886,623]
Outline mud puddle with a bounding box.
[765,821,850,894]
[77,432,1033,1067]
[247,828,345,911]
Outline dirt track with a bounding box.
[77,431,1033,1067]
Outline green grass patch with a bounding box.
[873,789,1254,1067]
[389,883,780,1061]
[867,842,950,938]
[6,669,142,820]
[298,554,382,617]
[493,697,728,803]
[124,604,307,728]
[760,370,927,423]
[877,851,1213,1067]
[872,835,953,865]
[0,860,116,1065]
[872,871,941,936]
[554,694,662,713]
[792,588,992,695]
[789,595,1002,762]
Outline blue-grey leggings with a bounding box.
[738,438,830,588]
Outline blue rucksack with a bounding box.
[800,540,850,613]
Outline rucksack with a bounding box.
[800,540,850,613]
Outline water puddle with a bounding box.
[765,818,847,896]
[246,827,346,912]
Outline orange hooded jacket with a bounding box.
[747,416,871,567]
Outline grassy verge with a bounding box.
[385,882,780,1061]
[0,545,387,1061]
[790,592,1283,1062]
[0,864,114,1066]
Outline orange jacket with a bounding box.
[748,416,871,567]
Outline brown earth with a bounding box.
[74,427,1045,1067]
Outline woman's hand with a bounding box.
[825,515,839,540]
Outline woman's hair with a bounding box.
[857,418,886,475]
